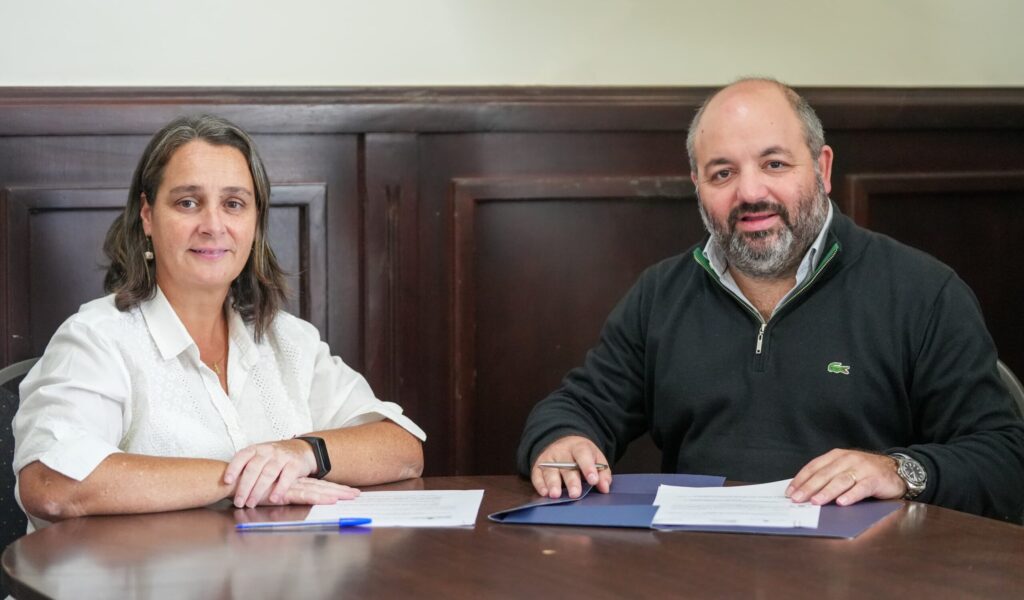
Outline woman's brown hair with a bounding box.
[102,114,287,340]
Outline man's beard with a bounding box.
[698,174,829,280]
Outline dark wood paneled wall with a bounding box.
[2,87,1023,477]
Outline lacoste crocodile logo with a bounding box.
[827,362,850,375]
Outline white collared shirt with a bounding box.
[702,201,834,319]
[13,287,426,487]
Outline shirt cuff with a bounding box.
[38,433,123,482]
[344,401,427,442]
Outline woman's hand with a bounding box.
[264,477,359,506]
[224,440,358,508]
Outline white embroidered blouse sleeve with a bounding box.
[13,318,131,482]
[304,329,426,441]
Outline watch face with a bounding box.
[297,436,331,478]
[899,458,927,486]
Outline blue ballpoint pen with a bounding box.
[236,517,372,531]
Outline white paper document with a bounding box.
[306,490,484,527]
[652,479,820,528]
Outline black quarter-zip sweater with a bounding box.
[517,208,1024,522]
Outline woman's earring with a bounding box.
[144,237,154,261]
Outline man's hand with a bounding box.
[224,440,358,507]
[530,435,612,499]
[786,449,906,507]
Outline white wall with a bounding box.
[1,0,1020,87]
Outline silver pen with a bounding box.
[538,461,608,471]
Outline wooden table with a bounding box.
[2,476,1022,599]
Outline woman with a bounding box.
[13,115,426,528]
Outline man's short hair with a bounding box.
[686,78,826,176]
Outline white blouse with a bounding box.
[13,287,426,486]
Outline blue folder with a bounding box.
[489,473,902,539]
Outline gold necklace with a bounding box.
[206,349,227,376]
[204,319,229,377]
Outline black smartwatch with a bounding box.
[295,436,332,479]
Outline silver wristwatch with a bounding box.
[890,453,927,500]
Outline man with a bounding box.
[516,78,1024,521]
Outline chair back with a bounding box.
[0,357,38,592]
[997,360,1024,419]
